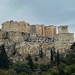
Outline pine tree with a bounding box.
[57,50,60,65]
[0,44,9,69]
[51,49,53,62]
[27,54,34,71]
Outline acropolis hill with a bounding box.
[0,20,74,62]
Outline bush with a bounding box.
[40,64,49,71]
[71,73,75,75]
[18,72,28,75]
[70,64,75,73]
[50,69,59,75]
[0,70,6,75]
[33,63,39,70]
[41,72,51,75]
[6,69,16,75]
[14,63,32,74]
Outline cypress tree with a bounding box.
[0,44,9,69]
[27,54,34,71]
[51,49,53,62]
[39,48,43,58]
[57,50,60,65]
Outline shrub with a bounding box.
[14,63,32,74]
[33,63,39,70]
[0,70,6,75]
[6,69,16,75]
[18,72,28,75]
[40,64,49,71]
[50,69,59,75]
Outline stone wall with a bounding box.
[30,25,36,35]
[30,24,56,37]
[2,20,30,33]
[1,21,56,37]
[58,25,68,33]
[35,24,45,36]
[45,25,56,37]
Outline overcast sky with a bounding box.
[0,0,75,36]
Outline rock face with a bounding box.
[1,39,52,62]
[0,31,30,42]
[0,31,52,62]
[54,33,74,53]
[0,31,30,62]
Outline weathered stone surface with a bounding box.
[2,20,30,33]
[2,20,57,37]
[0,31,30,42]
[30,24,56,37]
[45,25,56,37]
[15,41,52,61]
[58,25,68,33]
[54,33,74,53]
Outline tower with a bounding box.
[58,25,68,33]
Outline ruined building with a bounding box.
[2,20,30,33]
[2,20,56,38]
[58,25,68,33]
[0,20,74,62]
[30,24,56,37]
[45,25,56,37]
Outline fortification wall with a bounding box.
[2,20,30,33]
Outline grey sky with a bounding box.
[0,0,75,35]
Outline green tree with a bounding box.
[57,50,60,65]
[51,49,53,62]
[18,72,28,75]
[71,73,75,75]
[50,69,59,75]
[70,42,75,50]
[39,48,43,58]
[26,54,34,71]
[0,70,6,75]
[0,44,9,70]
[33,63,39,70]
[6,69,16,75]
[69,64,75,74]
[40,64,49,71]
[66,53,75,65]
[14,62,32,74]
[57,63,71,75]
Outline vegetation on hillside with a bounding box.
[0,42,75,75]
